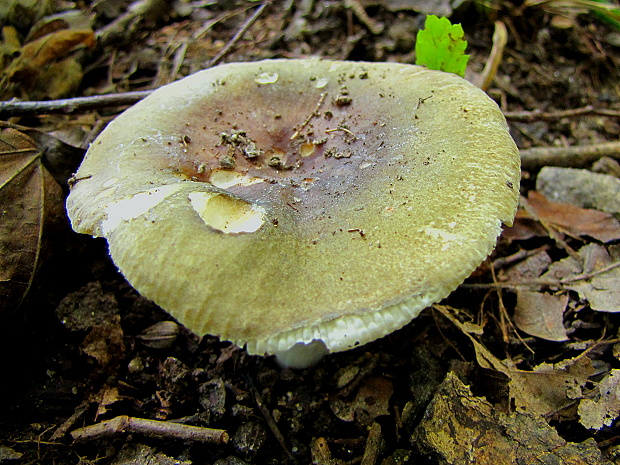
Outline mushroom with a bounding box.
[66,59,520,368]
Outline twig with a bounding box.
[325,126,358,140]
[460,260,620,290]
[0,91,152,117]
[561,260,620,284]
[70,415,228,444]
[344,0,384,34]
[490,244,551,270]
[50,400,91,440]
[520,141,620,170]
[250,383,299,465]
[361,423,383,465]
[208,1,271,68]
[477,21,508,91]
[290,92,327,140]
[504,105,620,122]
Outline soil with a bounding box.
[1,1,620,464]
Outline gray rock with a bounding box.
[536,167,620,215]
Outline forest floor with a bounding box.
[1,0,620,464]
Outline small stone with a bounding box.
[536,167,620,215]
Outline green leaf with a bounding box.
[415,15,470,77]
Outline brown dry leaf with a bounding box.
[81,318,126,369]
[330,376,393,425]
[513,290,569,341]
[503,249,552,281]
[434,306,594,417]
[1,28,95,99]
[0,125,64,316]
[578,369,620,430]
[501,211,549,241]
[9,28,95,74]
[433,305,512,373]
[544,243,620,313]
[524,191,620,243]
[413,372,609,465]
[509,357,594,418]
[95,385,122,419]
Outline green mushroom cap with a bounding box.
[66,58,520,368]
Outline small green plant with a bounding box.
[415,15,470,77]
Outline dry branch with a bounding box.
[70,415,229,444]
[520,141,620,170]
[0,91,152,118]
[504,105,620,121]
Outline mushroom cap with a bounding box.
[67,59,520,363]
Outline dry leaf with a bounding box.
[413,372,608,465]
[434,306,594,417]
[501,212,548,241]
[0,122,84,316]
[513,290,569,341]
[330,376,393,424]
[503,249,552,281]
[578,369,620,430]
[8,29,95,76]
[95,385,122,419]
[81,319,126,369]
[1,28,95,99]
[0,126,63,315]
[525,191,620,243]
[544,243,620,313]
[509,357,594,418]
[565,245,620,313]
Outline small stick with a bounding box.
[504,105,620,122]
[0,91,152,117]
[460,260,620,290]
[361,422,383,465]
[344,0,384,35]
[477,21,508,91]
[490,244,551,270]
[70,415,228,444]
[208,1,271,68]
[520,141,620,170]
[50,400,91,440]
[325,126,357,140]
[290,92,327,140]
[250,383,299,465]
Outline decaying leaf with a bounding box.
[1,26,95,99]
[503,249,552,281]
[413,372,609,465]
[330,376,393,425]
[0,0,52,31]
[0,125,63,315]
[81,318,126,369]
[95,385,123,419]
[545,243,620,313]
[578,369,620,430]
[513,290,569,341]
[523,191,620,243]
[509,357,594,417]
[434,306,595,417]
[0,122,84,317]
[501,210,548,241]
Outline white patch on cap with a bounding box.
[209,169,264,189]
[102,184,185,235]
[255,72,279,84]
[315,78,329,88]
[423,226,463,250]
[189,192,265,234]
